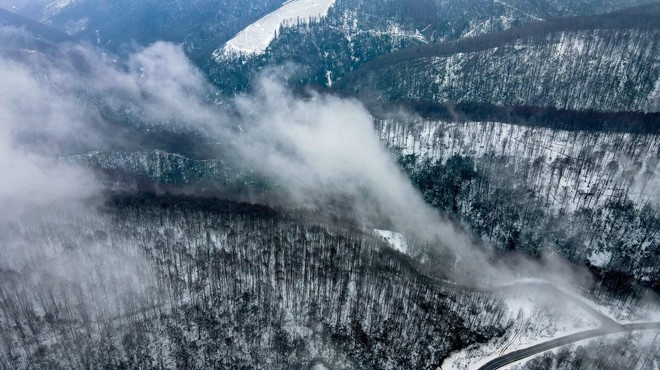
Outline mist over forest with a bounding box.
[0,1,659,369]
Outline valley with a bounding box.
[0,0,658,369]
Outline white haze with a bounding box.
[0,0,31,10]
[0,26,160,320]
[0,29,644,296]
[0,52,98,205]
[231,76,508,282]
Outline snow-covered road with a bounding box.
[477,322,660,370]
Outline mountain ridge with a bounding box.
[344,2,660,76]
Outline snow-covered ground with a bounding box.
[441,289,603,369]
[373,229,409,254]
[509,331,660,370]
[378,119,660,212]
[42,0,76,18]
[440,276,659,369]
[214,0,335,58]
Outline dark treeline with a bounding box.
[107,193,278,219]
[344,2,660,81]
[368,100,660,134]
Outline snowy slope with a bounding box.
[215,0,335,57]
[353,28,660,112]
[42,0,76,17]
[442,294,600,369]
[378,119,660,211]
[373,229,409,254]
[379,118,660,283]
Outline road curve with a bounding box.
[383,247,622,327]
[493,282,620,328]
[477,322,660,370]
[381,248,658,370]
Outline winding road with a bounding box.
[493,281,620,328]
[476,322,660,370]
[382,248,659,370]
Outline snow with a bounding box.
[647,76,660,111]
[378,119,660,213]
[216,0,336,57]
[42,0,75,18]
[383,23,427,43]
[442,320,596,369]
[46,0,74,10]
[64,17,88,35]
[496,278,635,324]
[441,276,659,369]
[510,331,660,369]
[588,250,612,267]
[554,32,587,58]
[441,288,601,369]
[373,229,409,254]
[493,0,544,21]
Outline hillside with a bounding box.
[8,0,286,61]
[63,110,660,292]
[380,118,659,288]
[0,6,72,56]
[0,195,508,369]
[209,0,657,93]
[0,2,658,368]
[346,5,660,112]
[0,6,70,42]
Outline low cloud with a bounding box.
[230,75,497,280]
[0,26,162,319]
[0,39,99,206]
[0,29,617,291]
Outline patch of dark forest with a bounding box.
[367,100,660,134]
[343,2,660,79]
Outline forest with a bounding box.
[1,1,658,368]
[379,118,660,293]
[0,194,509,369]
[350,3,660,72]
